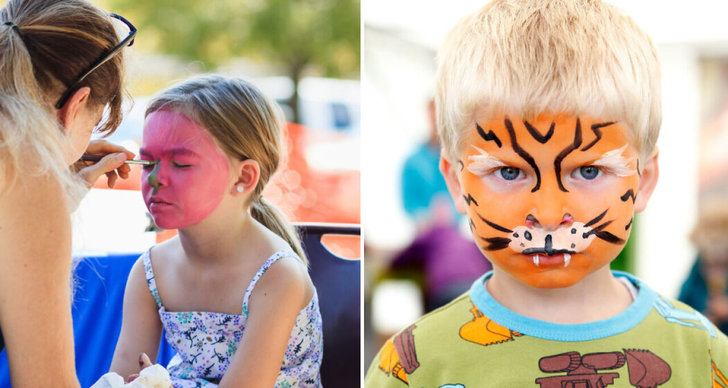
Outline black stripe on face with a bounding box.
[620,189,636,203]
[582,220,626,245]
[476,123,503,148]
[554,118,583,192]
[594,231,625,244]
[584,209,608,227]
[524,120,555,143]
[625,218,633,231]
[583,219,613,238]
[463,193,479,207]
[581,121,615,151]
[458,160,464,171]
[477,213,513,233]
[504,118,541,192]
[480,236,511,251]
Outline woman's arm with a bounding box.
[109,257,164,379]
[0,173,79,387]
[219,256,313,388]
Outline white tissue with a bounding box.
[91,364,172,388]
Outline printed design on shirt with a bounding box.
[378,339,408,384]
[624,349,672,388]
[535,349,671,388]
[711,351,728,388]
[459,304,522,346]
[653,296,717,337]
[377,325,419,385]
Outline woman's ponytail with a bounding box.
[0,17,83,204]
[0,0,129,203]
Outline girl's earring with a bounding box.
[236,186,244,193]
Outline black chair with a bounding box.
[297,223,361,387]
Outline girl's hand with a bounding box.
[74,140,136,188]
[126,353,154,383]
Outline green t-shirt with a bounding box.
[366,271,728,387]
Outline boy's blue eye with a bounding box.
[579,166,600,180]
[499,167,521,181]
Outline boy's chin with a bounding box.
[516,272,589,289]
[492,253,613,289]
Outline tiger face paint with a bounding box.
[446,113,651,288]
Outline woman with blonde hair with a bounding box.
[0,0,136,385]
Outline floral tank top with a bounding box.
[142,250,323,387]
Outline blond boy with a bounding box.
[366,1,728,386]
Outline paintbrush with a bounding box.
[80,154,156,166]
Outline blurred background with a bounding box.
[73,0,361,258]
[363,0,728,368]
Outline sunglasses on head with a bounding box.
[54,13,136,109]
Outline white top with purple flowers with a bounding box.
[143,250,323,387]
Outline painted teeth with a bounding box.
[533,255,540,266]
[564,253,571,267]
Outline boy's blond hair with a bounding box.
[436,0,661,161]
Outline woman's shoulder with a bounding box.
[0,168,69,213]
[0,171,71,260]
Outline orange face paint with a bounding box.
[458,113,640,288]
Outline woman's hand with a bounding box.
[74,140,136,188]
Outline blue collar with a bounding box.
[468,270,657,341]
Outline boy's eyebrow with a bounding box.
[591,145,635,176]
[467,145,507,176]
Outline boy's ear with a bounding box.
[232,159,261,196]
[439,152,468,215]
[633,147,659,213]
[56,86,92,134]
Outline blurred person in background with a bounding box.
[388,99,491,312]
[679,197,728,333]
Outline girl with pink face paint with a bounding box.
[110,75,322,387]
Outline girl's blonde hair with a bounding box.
[0,0,127,200]
[146,75,307,264]
[436,0,661,162]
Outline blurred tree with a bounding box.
[106,0,360,123]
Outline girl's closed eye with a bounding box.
[172,161,193,168]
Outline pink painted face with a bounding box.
[140,110,231,230]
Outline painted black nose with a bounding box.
[544,234,555,255]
